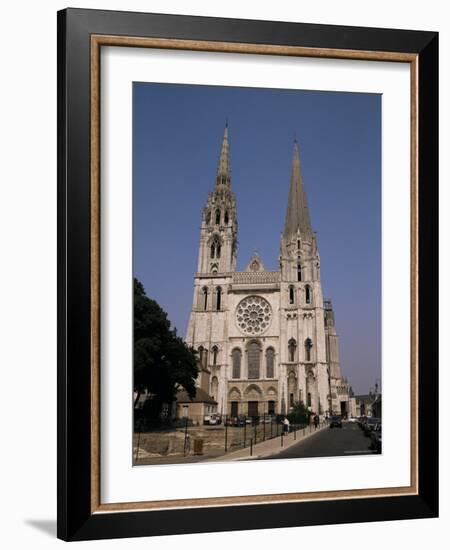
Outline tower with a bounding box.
[279,140,328,415]
[196,123,237,275]
[186,124,237,411]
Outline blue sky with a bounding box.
[133,82,381,395]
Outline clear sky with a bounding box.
[133,82,381,395]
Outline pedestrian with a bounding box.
[283,416,290,434]
[314,414,319,429]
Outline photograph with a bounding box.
[53,5,438,542]
[132,82,383,466]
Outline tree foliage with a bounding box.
[287,401,310,425]
[134,278,198,420]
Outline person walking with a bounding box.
[314,414,319,429]
[283,416,290,434]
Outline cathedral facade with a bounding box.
[185,124,351,419]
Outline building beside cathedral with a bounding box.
[185,124,352,420]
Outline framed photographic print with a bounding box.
[57,8,438,541]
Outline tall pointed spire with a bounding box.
[216,122,231,187]
[283,140,313,239]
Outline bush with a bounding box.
[287,402,310,425]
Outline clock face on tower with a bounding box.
[235,295,272,336]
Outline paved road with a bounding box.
[271,422,377,459]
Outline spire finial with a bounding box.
[283,138,313,240]
[216,122,231,187]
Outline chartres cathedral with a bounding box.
[186,124,352,419]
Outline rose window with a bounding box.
[235,296,272,335]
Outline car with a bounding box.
[208,415,218,425]
[363,417,381,436]
[347,417,357,423]
[358,416,368,429]
[225,416,246,427]
[329,415,342,428]
[369,423,382,453]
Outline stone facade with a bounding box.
[186,124,353,418]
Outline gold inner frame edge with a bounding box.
[90,35,419,514]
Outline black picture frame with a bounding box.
[57,8,438,541]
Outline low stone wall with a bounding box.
[134,423,286,458]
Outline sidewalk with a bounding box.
[207,423,328,462]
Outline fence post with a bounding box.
[244,419,246,448]
[183,416,189,456]
[254,419,257,444]
[270,419,273,439]
[225,414,228,452]
[135,417,143,463]
[281,431,284,447]
[263,414,266,441]
[294,426,296,440]
[250,438,253,457]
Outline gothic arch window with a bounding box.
[305,338,313,362]
[215,209,221,225]
[247,341,261,379]
[307,392,312,407]
[232,348,242,379]
[288,338,297,362]
[202,287,208,311]
[216,287,222,310]
[206,211,211,225]
[224,210,229,224]
[297,239,301,250]
[297,264,302,282]
[211,376,219,401]
[289,285,295,305]
[211,345,219,366]
[265,347,275,378]
[198,346,206,368]
[288,372,297,408]
[305,285,312,304]
[210,236,221,260]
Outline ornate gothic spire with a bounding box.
[216,122,231,187]
[283,140,313,240]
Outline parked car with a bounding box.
[208,415,219,425]
[225,416,246,427]
[347,417,357,423]
[329,415,342,428]
[369,423,382,453]
[363,417,381,436]
[358,416,368,429]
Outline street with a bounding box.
[270,421,377,459]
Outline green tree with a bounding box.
[134,278,198,422]
[287,401,310,426]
